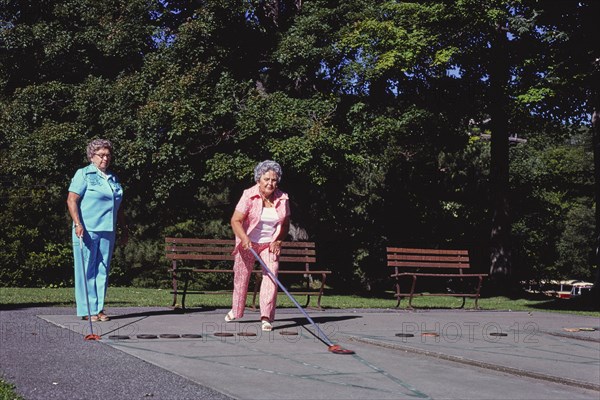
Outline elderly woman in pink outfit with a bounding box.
[226,160,291,331]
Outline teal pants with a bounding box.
[72,230,115,317]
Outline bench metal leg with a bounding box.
[303,272,311,308]
[304,295,311,308]
[408,276,417,309]
[181,272,190,311]
[172,289,178,308]
[394,275,402,308]
[474,276,484,309]
[315,273,327,310]
[171,267,178,307]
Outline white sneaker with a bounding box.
[261,320,273,331]
[224,311,236,322]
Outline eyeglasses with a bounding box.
[94,153,111,160]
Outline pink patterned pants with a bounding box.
[231,242,279,321]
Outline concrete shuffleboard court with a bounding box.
[2,307,598,399]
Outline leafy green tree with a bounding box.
[556,202,595,280]
[517,0,599,292]
[0,0,158,285]
[0,0,596,299]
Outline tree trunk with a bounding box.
[488,24,512,292]
[591,1,600,297]
[592,75,600,292]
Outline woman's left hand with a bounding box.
[269,240,282,255]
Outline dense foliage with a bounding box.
[1,0,597,293]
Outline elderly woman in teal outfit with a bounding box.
[67,139,128,322]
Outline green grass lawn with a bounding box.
[1,286,598,316]
[0,379,24,400]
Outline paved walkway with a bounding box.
[1,306,599,399]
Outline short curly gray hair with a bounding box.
[86,139,113,162]
[254,160,282,183]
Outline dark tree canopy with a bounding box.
[0,0,597,296]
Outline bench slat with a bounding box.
[166,238,315,246]
[277,241,315,248]
[171,268,330,275]
[167,254,234,261]
[165,247,315,255]
[165,245,233,253]
[280,249,316,256]
[395,293,482,298]
[166,244,315,257]
[387,247,468,255]
[387,254,469,263]
[167,254,316,263]
[388,261,470,268]
[166,238,234,245]
[279,256,316,263]
[172,269,236,273]
[277,270,331,274]
[392,272,488,278]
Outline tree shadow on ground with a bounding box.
[479,288,600,312]
[527,293,600,312]
[108,306,217,320]
[0,302,73,311]
[267,315,362,342]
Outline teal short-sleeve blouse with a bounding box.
[68,164,123,232]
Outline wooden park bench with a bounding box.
[165,238,331,311]
[386,247,488,309]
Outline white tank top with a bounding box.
[248,207,279,243]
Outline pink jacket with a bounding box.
[232,183,290,254]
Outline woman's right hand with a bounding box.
[240,237,251,250]
[231,210,252,250]
[67,192,84,238]
[75,225,84,238]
